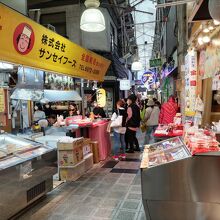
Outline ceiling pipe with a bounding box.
[156,0,196,8]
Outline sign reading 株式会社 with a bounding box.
[0,3,111,82]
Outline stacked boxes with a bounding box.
[83,138,94,172]
[58,138,84,166]
[58,137,94,181]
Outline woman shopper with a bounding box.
[125,94,141,153]
[144,99,160,144]
[110,100,127,161]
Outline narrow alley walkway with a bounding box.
[17,152,145,220]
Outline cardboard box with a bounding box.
[58,137,84,150]
[83,138,92,156]
[90,141,99,163]
[60,160,85,181]
[59,145,83,166]
[84,153,93,171]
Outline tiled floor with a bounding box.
[17,152,146,220]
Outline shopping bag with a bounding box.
[140,122,147,133]
[195,96,204,112]
[107,121,112,133]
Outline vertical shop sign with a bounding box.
[0,88,5,112]
[185,51,197,117]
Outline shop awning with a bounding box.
[10,89,82,102]
[10,88,43,101]
[43,90,82,102]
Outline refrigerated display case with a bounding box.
[141,137,220,220]
[0,133,57,219]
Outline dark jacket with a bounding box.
[126,104,141,128]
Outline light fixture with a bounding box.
[198,37,204,45]
[214,19,220,25]
[208,25,214,31]
[203,24,210,33]
[203,36,211,43]
[80,0,105,32]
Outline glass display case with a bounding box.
[141,137,220,220]
[0,133,57,219]
[0,133,54,170]
[141,137,191,169]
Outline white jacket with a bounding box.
[110,111,126,134]
[144,106,160,126]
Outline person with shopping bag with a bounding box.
[143,99,160,144]
[110,100,127,161]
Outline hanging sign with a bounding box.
[0,3,111,81]
[185,50,197,117]
[141,70,156,90]
[120,80,131,90]
[149,58,162,68]
[97,88,106,107]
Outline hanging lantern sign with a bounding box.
[97,88,106,107]
[141,70,156,90]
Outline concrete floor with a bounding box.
[17,152,146,220]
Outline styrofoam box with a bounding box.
[84,153,93,172]
[60,160,85,181]
[35,135,67,148]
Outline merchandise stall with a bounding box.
[141,131,220,220]
[0,3,110,218]
[65,117,111,161]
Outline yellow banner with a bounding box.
[0,88,5,112]
[0,3,111,81]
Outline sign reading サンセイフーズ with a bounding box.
[0,3,111,81]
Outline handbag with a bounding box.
[140,122,147,133]
[106,121,112,133]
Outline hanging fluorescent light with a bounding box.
[203,36,211,43]
[80,0,105,32]
[198,37,204,45]
[131,48,143,71]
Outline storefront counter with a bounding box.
[89,120,111,161]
